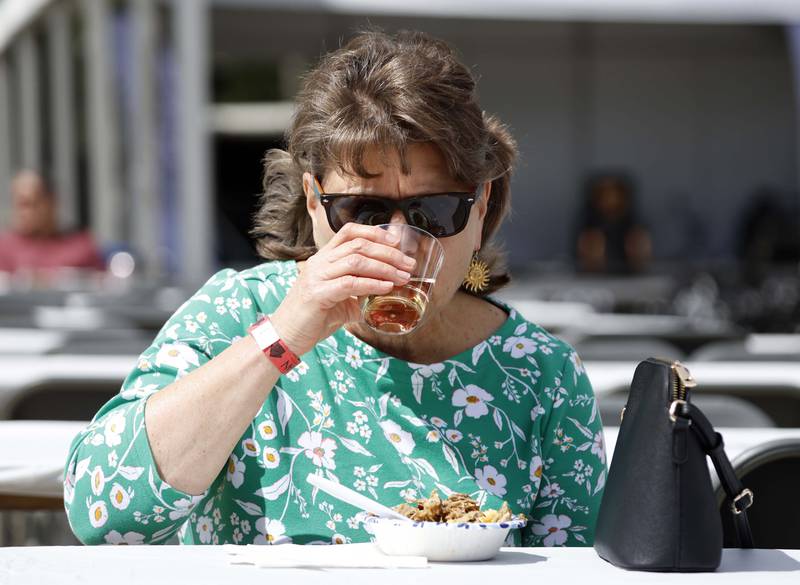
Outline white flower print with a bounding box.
[254,517,288,545]
[226,454,246,488]
[379,420,415,456]
[532,514,572,546]
[298,431,337,469]
[241,519,251,535]
[474,465,508,497]
[408,362,445,378]
[591,431,606,464]
[529,456,543,488]
[445,429,463,443]
[155,342,200,372]
[107,450,118,468]
[346,421,359,435]
[353,466,366,478]
[232,528,243,544]
[285,361,309,382]
[426,429,441,443]
[262,447,280,469]
[530,405,546,421]
[452,385,494,419]
[399,488,418,501]
[103,413,125,447]
[353,479,366,492]
[242,438,260,457]
[353,410,368,424]
[569,351,585,376]
[541,482,565,499]
[429,416,447,428]
[104,530,144,545]
[168,496,202,521]
[196,311,207,324]
[90,466,105,496]
[197,515,213,544]
[344,346,363,368]
[332,533,348,544]
[242,298,253,310]
[503,336,537,358]
[109,483,130,510]
[258,420,277,440]
[88,501,108,528]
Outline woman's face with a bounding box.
[303,143,490,316]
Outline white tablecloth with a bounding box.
[0,545,798,584]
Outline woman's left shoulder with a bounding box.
[489,298,580,368]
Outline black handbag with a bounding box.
[594,358,755,572]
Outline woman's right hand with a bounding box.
[269,223,416,355]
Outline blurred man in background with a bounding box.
[576,171,652,274]
[0,170,104,274]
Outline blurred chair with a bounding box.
[574,337,684,362]
[53,330,151,356]
[598,393,775,429]
[7,381,120,421]
[717,439,800,549]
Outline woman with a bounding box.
[64,30,606,547]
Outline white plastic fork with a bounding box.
[305,473,410,521]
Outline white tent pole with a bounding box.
[174,0,214,285]
[47,2,78,230]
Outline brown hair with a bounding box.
[252,30,517,294]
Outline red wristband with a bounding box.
[248,316,301,374]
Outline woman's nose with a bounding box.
[389,210,406,225]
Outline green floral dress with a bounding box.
[63,260,607,547]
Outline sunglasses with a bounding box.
[312,178,479,238]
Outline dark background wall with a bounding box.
[211,11,799,269]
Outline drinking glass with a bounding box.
[361,224,445,335]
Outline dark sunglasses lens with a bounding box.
[412,195,469,237]
[328,197,392,231]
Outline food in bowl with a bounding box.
[393,490,519,523]
[367,490,527,561]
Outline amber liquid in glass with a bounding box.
[363,278,434,334]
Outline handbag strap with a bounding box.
[671,400,755,548]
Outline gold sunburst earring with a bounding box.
[463,251,490,293]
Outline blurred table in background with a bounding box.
[0,355,133,420]
[0,420,86,510]
[586,361,800,427]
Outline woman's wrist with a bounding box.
[267,303,317,357]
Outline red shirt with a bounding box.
[0,231,104,273]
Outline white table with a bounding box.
[0,420,88,500]
[0,545,798,584]
[601,427,800,467]
[585,361,800,397]
[0,354,133,418]
[0,328,66,355]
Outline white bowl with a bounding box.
[365,517,527,562]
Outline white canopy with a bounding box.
[4,0,800,54]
